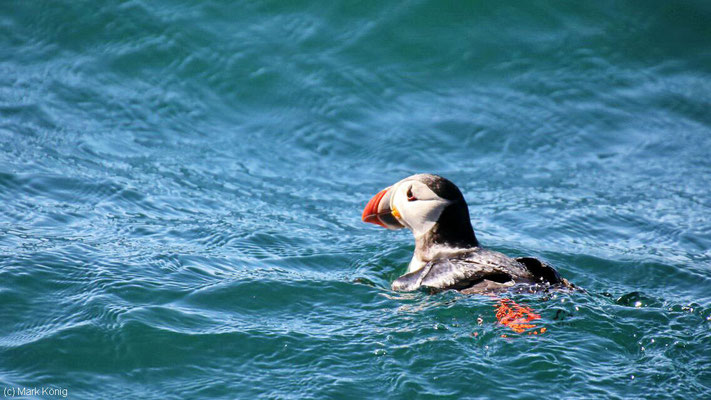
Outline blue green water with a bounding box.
[1,0,710,398]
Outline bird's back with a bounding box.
[392,247,569,294]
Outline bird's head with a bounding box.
[361,174,478,248]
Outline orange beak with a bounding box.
[362,188,389,228]
[361,187,404,230]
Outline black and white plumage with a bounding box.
[362,174,573,294]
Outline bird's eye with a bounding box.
[406,186,417,201]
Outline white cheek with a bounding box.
[413,216,437,236]
[395,197,447,236]
[410,202,444,235]
[391,194,410,227]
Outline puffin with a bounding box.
[361,174,573,294]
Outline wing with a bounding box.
[515,257,575,289]
[391,250,531,292]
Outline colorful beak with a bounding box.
[361,186,404,230]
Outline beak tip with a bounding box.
[362,187,389,228]
[361,213,378,224]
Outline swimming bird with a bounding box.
[361,174,573,294]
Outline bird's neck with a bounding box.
[408,203,479,273]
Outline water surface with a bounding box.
[1,1,710,398]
